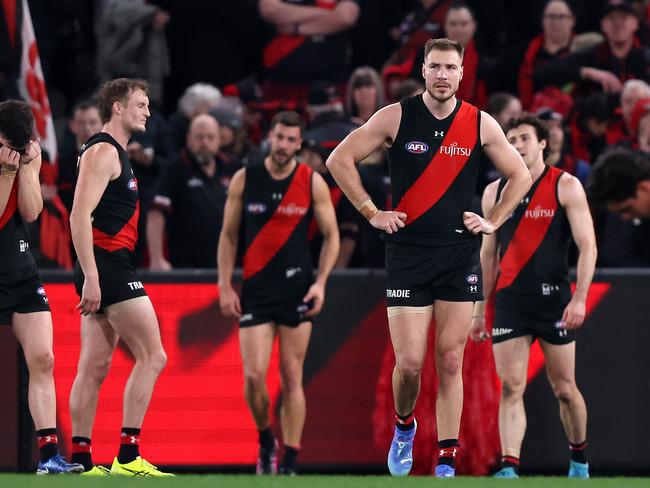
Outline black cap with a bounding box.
[601,0,635,19]
[308,81,338,106]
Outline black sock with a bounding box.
[118,428,141,464]
[36,428,58,462]
[501,455,520,474]
[71,436,93,471]
[570,441,588,464]
[259,427,275,450]
[395,410,415,432]
[437,439,459,469]
[282,445,300,472]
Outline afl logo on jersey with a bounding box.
[127,178,138,191]
[247,202,267,214]
[466,274,479,284]
[405,141,429,154]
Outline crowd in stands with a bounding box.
[3,0,650,270]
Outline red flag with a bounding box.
[16,0,57,162]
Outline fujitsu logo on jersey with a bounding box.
[405,141,429,154]
[439,141,471,157]
[525,205,555,219]
[276,203,308,217]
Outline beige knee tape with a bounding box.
[387,305,433,318]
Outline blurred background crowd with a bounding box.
[1,0,649,271]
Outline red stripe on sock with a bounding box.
[72,440,91,454]
[120,433,140,445]
[570,442,588,451]
[502,455,520,465]
[37,434,58,448]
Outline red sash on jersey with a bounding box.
[496,167,562,291]
[0,175,18,230]
[92,201,140,252]
[243,164,312,280]
[394,101,477,224]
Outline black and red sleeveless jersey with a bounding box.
[495,165,571,298]
[0,176,38,281]
[241,162,313,299]
[77,133,139,256]
[386,95,482,246]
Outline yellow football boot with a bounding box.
[110,456,174,477]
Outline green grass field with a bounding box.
[0,475,648,488]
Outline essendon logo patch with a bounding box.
[127,178,138,191]
[405,141,429,154]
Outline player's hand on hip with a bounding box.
[561,297,586,330]
[469,316,490,342]
[303,282,325,317]
[369,211,407,234]
[219,286,241,318]
[78,277,101,315]
[463,211,497,235]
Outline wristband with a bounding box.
[358,200,379,220]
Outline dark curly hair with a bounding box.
[0,100,34,149]
[587,148,650,204]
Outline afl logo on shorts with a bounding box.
[36,287,48,303]
[466,274,478,284]
[247,202,267,214]
[405,141,429,154]
[127,178,138,191]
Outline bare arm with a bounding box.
[146,208,171,270]
[0,146,20,216]
[465,112,531,234]
[258,0,331,26]
[470,181,501,342]
[294,1,360,36]
[16,142,44,223]
[335,222,358,268]
[217,168,245,317]
[304,172,340,315]
[559,174,597,330]
[70,143,120,314]
[326,103,407,233]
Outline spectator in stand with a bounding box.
[442,2,488,108]
[382,0,452,98]
[258,0,360,104]
[57,100,102,213]
[537,108,591,183]
[345,66,385,125]
[569,92,622,163]
[518,0,575,109]
[394,79,425,101]
[95,0,170,107]
[620,79,650,151]
[127,108,175,266]
[302,82,358,267]
[167,83,222,151]
[587,148,650,266]
[210,99,262,178]
[487,92,523,129]
[147,114,227,270]
[534,0,650,96]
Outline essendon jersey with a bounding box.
[495,166,571,298]
[241,162,313,301]
[77,133,139,255]
[386,95,482,246]
[0,175,38,281]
